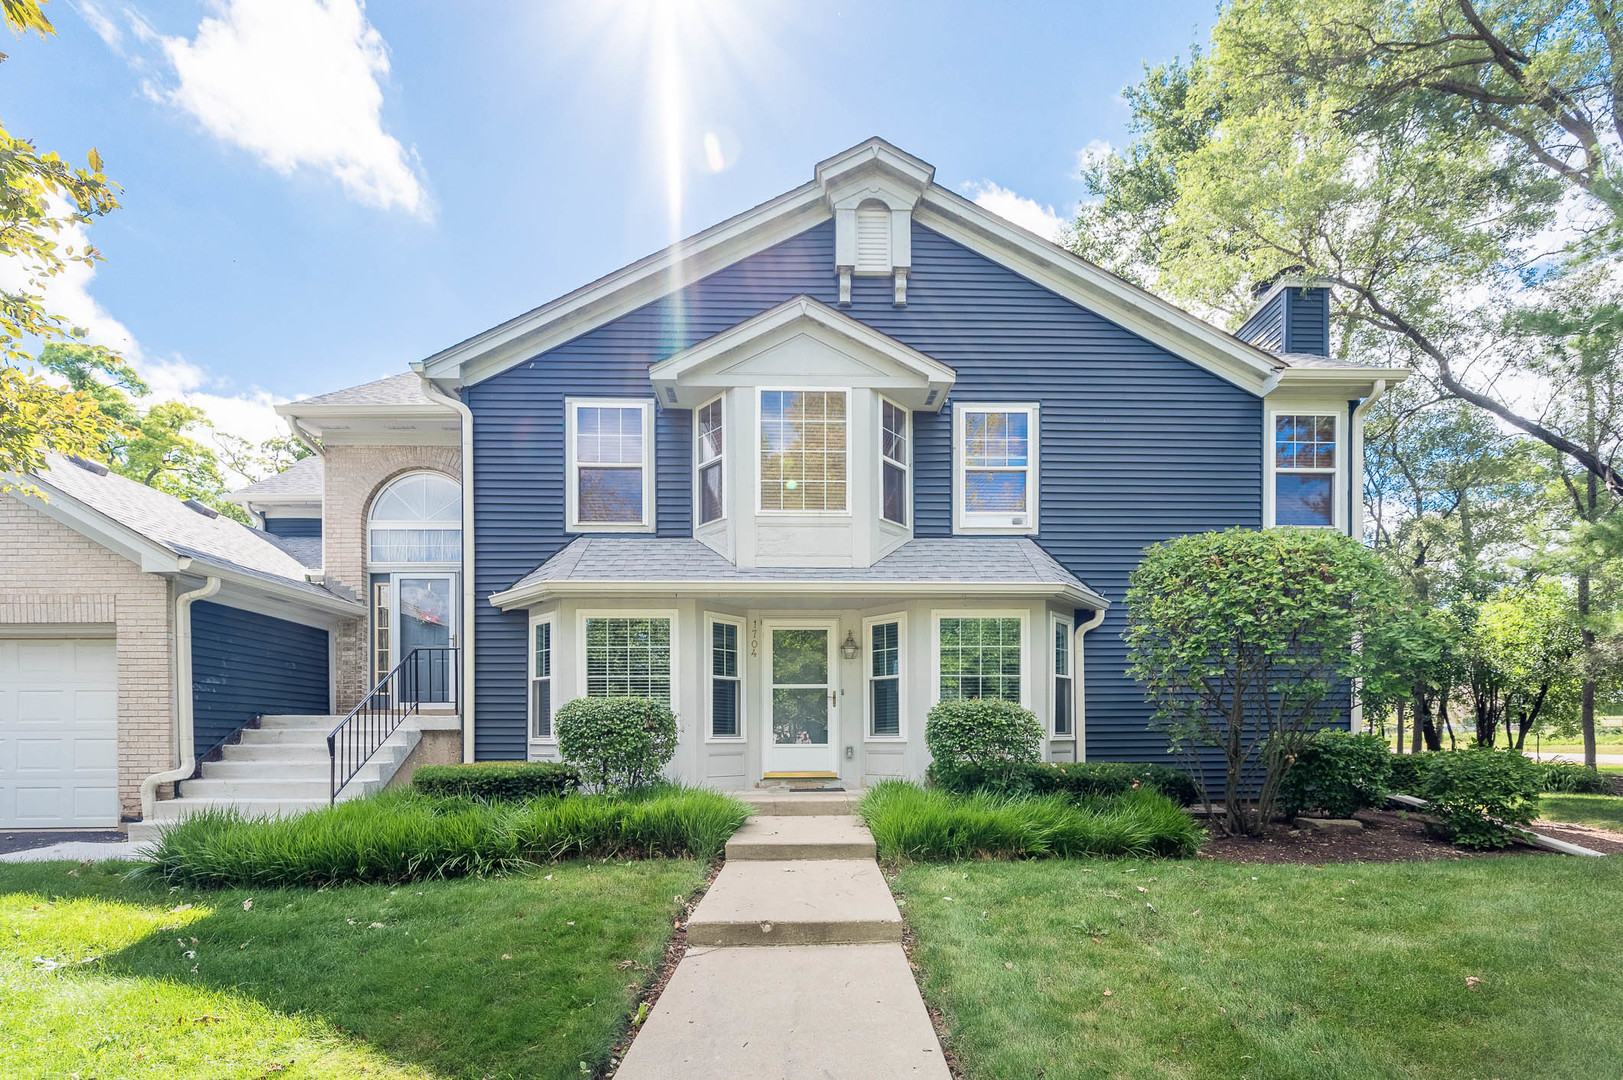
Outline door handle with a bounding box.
[829,691,837,707]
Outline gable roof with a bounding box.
[417,138,1401,397]
[224,455,323,505]
[279,372,439,412]
[489,536,1108,611]
[16,455,358,615]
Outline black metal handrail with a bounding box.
[328,646,459,803]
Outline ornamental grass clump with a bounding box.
[857,780,1204,862]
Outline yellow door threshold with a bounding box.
[761,771,840,780]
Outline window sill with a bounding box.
[863,736,908,744]
[1048,734,1077,742]
[566,522,657,534]
[954,522,1038,536]
[703,737,747,745]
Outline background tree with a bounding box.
[1467,579,1582,748]
[1,0,124,485]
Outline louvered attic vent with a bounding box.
[855,204,890,272]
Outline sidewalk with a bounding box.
[615,792,949,1079]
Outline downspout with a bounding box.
[139,567,220,819]
[1074,607,1107,762]
[417,372,477,763]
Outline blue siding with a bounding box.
[1286,287,1329,356]
[468,219,1263,763]
[191,601,329,757]
[264,516,322,539]
[1236,293,1285,352]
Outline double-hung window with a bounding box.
[759,389,848,512]
[584,616,672,703]
[955,404,1038,532]
[1051,615,1073,737]
[867,616,903,738]
[937,615,1023,704]
[530,615,555,740]
[696,397,725,525]
[880,399,909,527]
[1272,413,1338,527]
[567,400,655,531]
[708,616,742,739]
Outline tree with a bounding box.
[1467,580,1582,748]
[1,0,124,485]
[1124,527,1417,836]
[1074,0,1623,497]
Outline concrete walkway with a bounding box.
[615,792,949,1080]
[0,838,151,863]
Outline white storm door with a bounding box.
[761,620,839,775]
[0,637,119,828]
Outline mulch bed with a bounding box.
[1198,808,1572,864]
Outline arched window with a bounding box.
[368,472,461,564]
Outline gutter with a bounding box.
[139,568,220,820]
[1074,607,1107,761]
[1349,378,1389,540]
[416,371,477,763]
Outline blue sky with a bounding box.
[11,0,1212,446]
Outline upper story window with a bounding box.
[368,471,461,564]
[567,399,655,532]
[760,390,848,513]
[881,399,909,527]
[1273,413,1337,527]
[696,397,724,525]
[954,404,1038,533]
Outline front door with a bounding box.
[762,621,839,776]
[394,574,457,704]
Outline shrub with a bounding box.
[139,787,750,888]
[1278,731,1392,819]
[412,761,580,801]
[555,697,678,792]
[924,699,1043,785]
[857,780,1205,862]
[1388,752,1432,795]
[1421,748,1542,849]
[929,760,1200,806]
[1535,760,1612,794]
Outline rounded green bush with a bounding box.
[924,698,1043,783]
[1422,748,1542,849]
[555,696,678,792]
[1279,730,1392,819]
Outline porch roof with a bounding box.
[489,536,1109,611]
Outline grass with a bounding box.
[894,856,1623,1080]
[1539,792,1623,831]
[145,786,750,888]
[1,857,703,1079]
[858,781,1204,862]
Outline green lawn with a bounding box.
[1540,793,1623,831]
[1,857,704,1079]
[894,856,1623,1080]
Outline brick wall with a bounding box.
[322,445,461,710]
[0,497,175,818]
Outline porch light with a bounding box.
[841,629,860,660]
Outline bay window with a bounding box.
[708,615,742,739]
[937,615,1023,703]
[697,397,725,525]
[880,399,909,527]
[530,615,554,739]
[1052,614,1073,737]
[867,616,903,738]
[759,389,848,512]
[584,616,672,702]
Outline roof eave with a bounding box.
[489,577,1107,613]
[1266,366,1411,396]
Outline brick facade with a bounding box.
[321,444,461,710]
[0,497,176,818]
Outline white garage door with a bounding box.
[0,637,119,828]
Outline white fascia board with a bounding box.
[8,479,182,574]
[220,492,320,507]
[490,577,1109,613]
[814,139,935,197]
[648,295,956,410]
[180,557,363,618]
[1266,365,1411,397]
[195,575,354,629]
[423,183,831,386]
[275,402,454,421]
[914,188,1283,395]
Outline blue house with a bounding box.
[0,140,1406,831]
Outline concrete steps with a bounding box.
[724,815,877,861]
[685,859,901,946]
[737,790,862,816]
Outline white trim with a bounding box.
[575,609,680,707]
[565,398,657,533]
[528,611,557,743]
[755,387,853,516]
[929,609,1031,710]
[414,375,476,762]
[491,576,1108,612]
[1264,409,1346,530]
[1050,611,1076,740]
[760,617,841,775]
[862,612,907,741]
[879,396,911,528]
[694,394,726,528]
[704,612,746,743]
[952,402,1040,535]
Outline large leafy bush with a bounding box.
[1125,526,1419,836]
[413,761,579,801]
[555,697,678,792]
[1421,748,1541,849]
[1278,731,1393,819]
[930,760,1199,805]
[923,699,1044,783]
[1388,752,1433,795]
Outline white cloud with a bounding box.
[147,0,429,216]
[1074,139,1115,178]
[962,181,1069,242]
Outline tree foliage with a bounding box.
[1124,527,1418,836]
